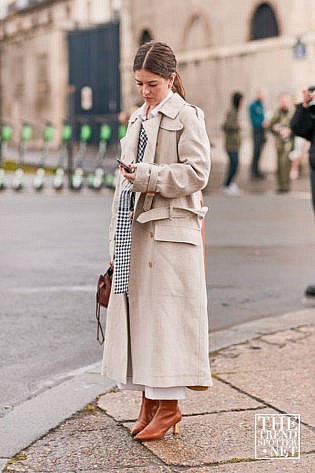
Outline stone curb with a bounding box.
[0,367,115,470]
[209,308,314,353]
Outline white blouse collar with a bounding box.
[141,90,174,121]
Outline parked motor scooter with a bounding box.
[0,122,13,190]
[71,122,92,190]
[53,123,72,190]
[12,122,33,191]
[33,121,54,191]
[87,122,111,190]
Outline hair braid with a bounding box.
[133,41,185,99]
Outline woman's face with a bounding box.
[135,69,174,110]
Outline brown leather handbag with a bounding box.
[96,265,113,345]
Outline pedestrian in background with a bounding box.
[222,91,244,196]
[248,89,266,180]
[269,93,295,193]
[102,41,212,441]
[291,86,315,298]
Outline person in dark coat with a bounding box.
[291,86,315,298]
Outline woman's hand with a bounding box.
[120,164,137,183]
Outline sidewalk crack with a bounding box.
[170,451,315,470]
[214,376,315,431]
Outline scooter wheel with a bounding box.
[53,182,63,190]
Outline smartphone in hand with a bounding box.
[116,158,134,173]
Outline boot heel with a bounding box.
[173,422,180,434]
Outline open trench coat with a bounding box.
[101,93,212,388]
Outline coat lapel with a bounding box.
[126,93,185,164]
[134,114,162,209]
[130,94,185,209]
[141,114,162,164]
[123,116,141,164]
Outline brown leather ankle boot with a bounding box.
[134,400,181,441]
[131,392,159,436]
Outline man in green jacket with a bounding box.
[269,94,295,193]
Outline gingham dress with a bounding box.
[114,124,148,294]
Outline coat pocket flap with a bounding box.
[154,224,200,245]
[160,116,184,131]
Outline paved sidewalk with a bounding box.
[3,315,314,472]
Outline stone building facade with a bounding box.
[0,0,120,147]
[1,0,315,164]
[120,0,315,166]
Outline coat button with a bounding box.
[148,261,153,268]
[150,231,154,238]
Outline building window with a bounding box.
[139,29,152,45]
[250,3,279,40]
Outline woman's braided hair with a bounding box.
[133,41,185,99]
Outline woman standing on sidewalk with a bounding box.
[222,91,244,196]
[101,41,212,441]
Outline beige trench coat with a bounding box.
[101,93,212,388]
